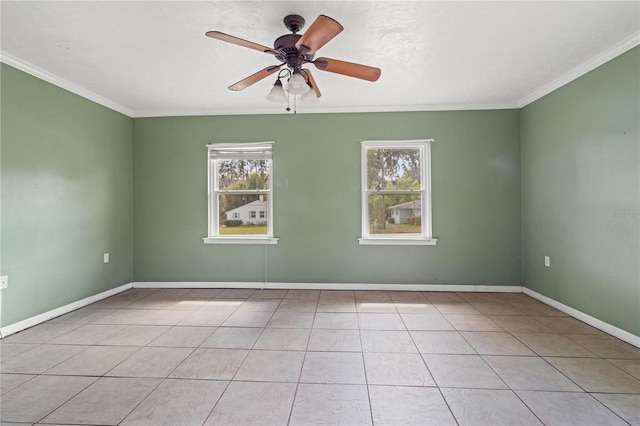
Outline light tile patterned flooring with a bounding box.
[1,288,639,425]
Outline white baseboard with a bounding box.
[523,287,640,348]
[0,282,133,339]
[132,281,523,293]
[137,282,639,348]
[4,281,637,349]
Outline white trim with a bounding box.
[0,52,134,117]
[4,32,637,118]
[207,142,274,240]
[131,282,638,348]
[0,50,518,117]
[523,287,640,348]
[0,283,132,339]
[358,238,438,246]
[133,281,522,293]
[131,103,520,118]
[518,32,640,107]
[202,237,278,245]
[359,139,435,147]
[3,279,636,350]
[207,141,274,150]
[361,139,434,242]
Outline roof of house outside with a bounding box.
[388,200,422,210]
[225,199,267,214]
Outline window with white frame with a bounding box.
[359,139,437,245]
[203,142,277,244]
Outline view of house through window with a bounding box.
[367,147,422,235]
[206,142,274,241]
[219,194,268,235]
[361,140,435,244]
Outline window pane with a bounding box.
[367,148,421,191]
[219,194,268,235]
[368,194,422,234]
[217,159,270,191]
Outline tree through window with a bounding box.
[204,142,277,244]
[360,140,436,245]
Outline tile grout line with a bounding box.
[31,373,99,424]
[533,355,636,425]
[201,288,277,426]
[115,317,205,421]
[285,291,321,426]
[59,295,206,425]
[476,351,546,426]
[399,298,461,426]
[477,319,635,426]
[356,292,376,426]
[92,289,237,425]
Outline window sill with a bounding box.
[358,238,438,246]
[203,237,279,245]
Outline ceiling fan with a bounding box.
[205,14,381,104]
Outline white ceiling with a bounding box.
[1,1,639,117]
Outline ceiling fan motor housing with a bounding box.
[273,33,312,69]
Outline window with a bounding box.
[203,142,278,244]
[359,139,437,245]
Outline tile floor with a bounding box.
[1,288,639,425]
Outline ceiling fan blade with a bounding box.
[295,15,343,54]
[206,31,279,55]
[228,65,282,91]
[301,69,321,98]
[313,57,381,82]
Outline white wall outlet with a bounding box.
[544,256,551,267]
[104,253,110,263]
[0,276,8,289]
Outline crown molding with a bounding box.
[131,103,520,118]
[518,31,640,108]
[0,51,135,117]
[3,30,638,118]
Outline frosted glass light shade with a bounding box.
[266,80,287,102]
[300,87,318,103]
[285,73,310,95]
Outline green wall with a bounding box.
[133,111,521,285]
[0,64,134,327]
[521,47,640,335]
[3,46,638,337]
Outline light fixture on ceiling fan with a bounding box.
[206,14,381,112]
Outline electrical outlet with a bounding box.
[544,256,551,267]
[0,276,8,289]
[104,253,110,263]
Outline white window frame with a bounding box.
[358,139,437,246]
[203,141,278,245]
